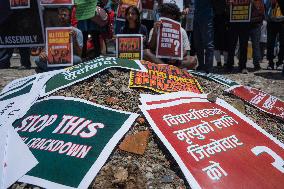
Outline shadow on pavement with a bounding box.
[254,72,284,80]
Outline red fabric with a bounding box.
[101,9,115,39]
[71,6,78,27]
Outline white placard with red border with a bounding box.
[140,92,284,189]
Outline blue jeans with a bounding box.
[249,22,262,66]
[35,55,82,72]
[193,18,214,73]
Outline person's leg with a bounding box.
[73,55,82,65]
[276,21,284,68]
[18,47,31,68]
[214,50,222,67]
[238,23,250,72]
[203,18,214,73]
[0,48,13,69]
[188,31,196,56]
[250,23,262,69]
[91,31,101,58]
[34,57,48,71]
[81,31,89,59]
[193,21,205,71]
[260,42,265,60]
[223,51,228,65]
[226,23,238,71]
[267,22,277,69]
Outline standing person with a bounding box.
[226,1,251,74]
[249,0,265,71]
[265,0,284,70]
[193,0,214,73]
[78,0,108,59]
[260,20,267,61]
[213,0,229,68]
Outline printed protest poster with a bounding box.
[13,96,138,189]
[116,0,140,21]
[129,61,202,93]
[156,17,183,60]
[41,57,147,97]
[46,27,73,67]
[226,85,284,121]
[163,0,183,11]
[0,125,38,189]
[229,1,252,22]
[75,0,98,20]
[140,92,284,189]
[116,34,143,60]
[188,70,239,88]
[0,0,44,47]
[9,0,30,9]
[0,71,61,128]
[40,0,73,6]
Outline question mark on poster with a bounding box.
[251,146,284,173]
[174,40,180,55]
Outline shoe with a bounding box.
[241,68,248,74]
[267,61,275,70]
[18,65,31,70]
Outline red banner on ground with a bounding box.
[129,61,203,93]
[156,17,182,60]
[46,27,73,67]
[227,85,284,121]
[140,93,284,189]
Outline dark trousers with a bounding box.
[187,31,196,56]
[193,18,214,72]
[0,48,31,68]
[82,31,101,59]
[249,22,262,66]
[227,23,250,70]
[267,21,284,63]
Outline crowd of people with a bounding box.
[0,0,283,76]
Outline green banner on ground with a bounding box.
[188,70,239,88]
[13,96,138,189]
[42,57,147,96]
